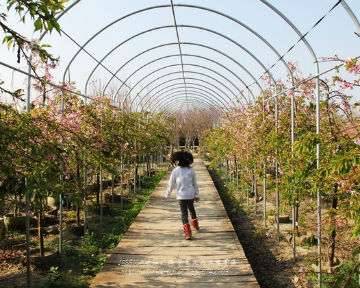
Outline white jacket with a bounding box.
[165,166,200,200]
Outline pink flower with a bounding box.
[353,138,360,145]
[341,100,351,110]
[46,154,56,161]
[336,218,346,227]
[26,210,34,217]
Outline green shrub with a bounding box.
[40,267,88,288]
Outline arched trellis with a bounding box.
[99,41,264,101]
[138,83,229,112]
[140,87,229,113]
[147,91,226,113]
[123,61,243,99]
[160,97,221,117]
[135,77,234,113]
[153,93,225,114]
[104,23,290,109]
[0,2,358,288]
[117,53,256,101]
[132,71,239,108]
[162,101,221,124]
[61,4,297,111]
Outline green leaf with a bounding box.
[34,18,43,32]
[7,40,13,49]
[2,35,13,44]
[50,19,61,34]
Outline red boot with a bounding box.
[183,224,192,240]
[191,219,200,231]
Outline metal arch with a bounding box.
[85,25,172,94]
[157,98,213,112]
[158,98,223,118]
[125,63,245,106]
[39,0,82,41]
[137,83,229,111]
[137,77,234,112]
[259,0,318,66]
[141,82,229,105]
[173,4,293,78]
[149,95,224,116]
[131,72,238,110]
[341,1,360,34]
[155,96,218,114]
[145,90,227,113]
[130,70,238,107]
[161,102,219,122]
[170,0,189,109]
[117,53,256,100]
[115,24,277,106]
[72,4,290,100]
[149,92,224,114]
[100,42,262,101]
[163,107,221,124]
[62,4,171,88]
[144,88,228,112]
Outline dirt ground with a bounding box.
[208,167,360,288]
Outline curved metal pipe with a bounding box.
[138,83,228,111]
[161,102,219,122]
[110,24,273,106]
[153,92,224,112]
[157,96,219,114]
[174,4,293,79]
[62,4,171,88]
[131,70,238,109]
[101,42,263,100]
[143,88,227,112]
[125,63,244,106]
[341,1,360,34]
[118,53,255,100]
[135,76,235,112]
[146,91,227,113]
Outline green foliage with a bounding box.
[308,259,360,288]
[203,65,360,276]
[40,266,88,288]
[47,170,167,285]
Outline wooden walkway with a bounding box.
[91,157,259,287]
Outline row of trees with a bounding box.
[168,109,215,151]
[203,59,360,281]
[0,91,169,254]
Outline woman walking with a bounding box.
[163,151,200,240]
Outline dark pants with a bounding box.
[179,199,197,225]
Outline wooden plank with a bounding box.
[91,158,259,287]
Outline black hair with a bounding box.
[170,151,194,167]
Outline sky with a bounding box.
[0,0,359,111]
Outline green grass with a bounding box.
[307,259,360,288]
[40,169,167,288]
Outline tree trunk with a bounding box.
[76,205,80,226]
[328,185,338,268]
[96,172,100,204]
[38,202,44,257]
[147,155,151,176]
[76,159,81,225]
[295,202,300,236]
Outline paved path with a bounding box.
[91,157,259,287]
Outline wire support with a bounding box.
[170,0,189,109]
[245,0,343,90]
